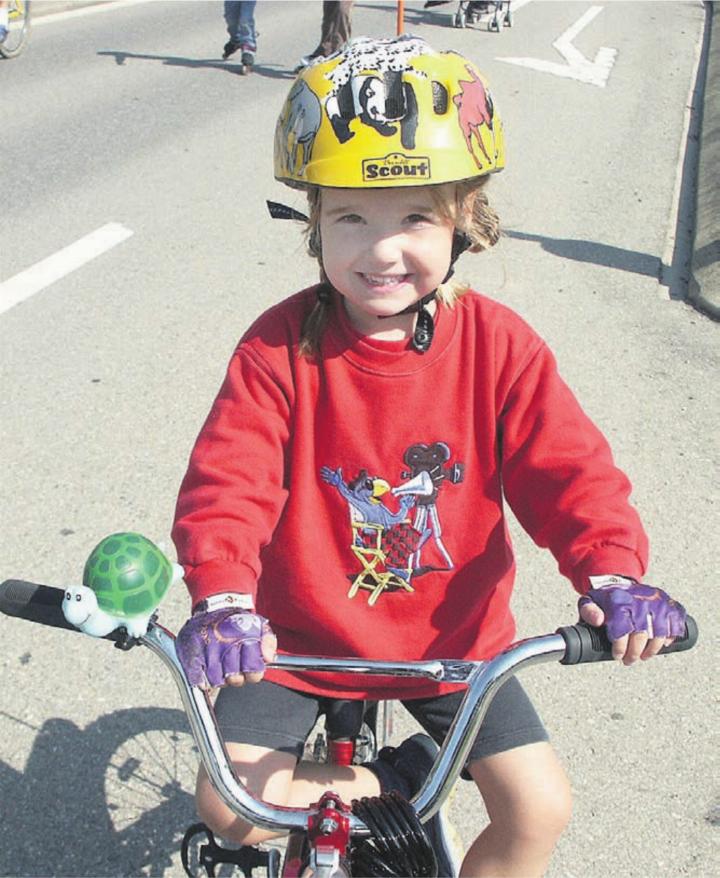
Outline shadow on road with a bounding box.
[97,50,296,80]
[0,707,197,876]
[502,227,677,288]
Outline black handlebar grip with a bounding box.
[0,579,129,645]
[0,580,79,631]
[558,616,698,664]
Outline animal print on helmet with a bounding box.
[325,35,430,89]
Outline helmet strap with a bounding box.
[266,200,308,222]
[267,201,473,355]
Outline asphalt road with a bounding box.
[0,2,718,876]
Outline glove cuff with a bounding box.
[192,592,255,614]
[588,574,637,589]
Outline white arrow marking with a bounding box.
[498,6,617,87]
[0,223,133,316]
[33,0,152,28]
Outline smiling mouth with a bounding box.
[66,606,91,626]
[360,273,410,287]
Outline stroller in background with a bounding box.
[424,1,513,32]
[454,1,512,30]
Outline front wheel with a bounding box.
[0,0,31,59]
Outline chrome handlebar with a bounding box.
[0,578,697,833]
[141,623,567,833]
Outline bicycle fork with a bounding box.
[293,792,352,878]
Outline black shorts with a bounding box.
[214,677,548,775]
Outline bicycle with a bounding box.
[0,575,698,877]
[0,0,31,59]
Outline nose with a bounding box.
[365,229,403,266]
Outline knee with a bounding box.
[507,773,573,848]
[194,744,298,846]
[195,768,279,847]
[526,778,572,843]
[195,772,251,846]
[471,747,573,850]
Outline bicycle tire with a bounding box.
[0,0,31,59]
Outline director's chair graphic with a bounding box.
[347,521,419,606]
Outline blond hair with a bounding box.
[299,179,500,357]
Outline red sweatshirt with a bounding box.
[172,286,648,699]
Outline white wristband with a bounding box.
[194,592,254,613]
[588,574,636,589]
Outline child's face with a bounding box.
[319,186,455,337]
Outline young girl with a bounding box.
[173,36,686,877]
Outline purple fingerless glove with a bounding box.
[176,608,273,688]
[578,577,687,641]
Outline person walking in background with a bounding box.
[297,1,353,69]
[222,0,257,66]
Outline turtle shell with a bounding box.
[83,533,173,619]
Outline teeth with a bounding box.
[364,274,404,285]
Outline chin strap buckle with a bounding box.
[413,304,434,352]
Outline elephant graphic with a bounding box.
[276,79,322,177]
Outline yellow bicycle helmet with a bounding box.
[274,34,505,189]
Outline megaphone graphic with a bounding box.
[392,470,434,497]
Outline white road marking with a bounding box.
[0,223,133,316]
[498,6,617,87]
[33,0,152,28]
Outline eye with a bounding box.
[76,594,82,601]
[65,591,71,600]
[405,213,434,226]
[337,213,364,224]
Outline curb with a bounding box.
[689,1,720,319]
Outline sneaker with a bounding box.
[295,48,324,72]
[373,733,461,877]
[222,39,240,60]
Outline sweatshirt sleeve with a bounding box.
[172,345,291,607]
[498,342,649,593]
